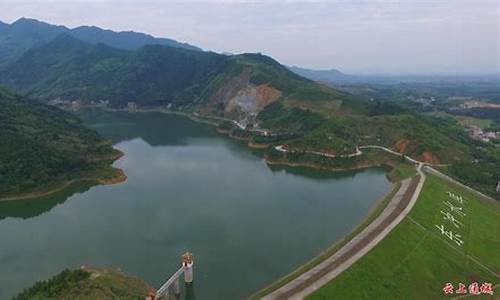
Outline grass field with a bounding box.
[308,174,500,299]
[387,163,417,182]
[455,116,493,129]
[428,111,493,129]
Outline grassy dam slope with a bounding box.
[309,173,500,299]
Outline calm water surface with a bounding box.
[0,110,391,299]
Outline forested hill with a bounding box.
[0,87,123,198]
[0,33,226,107]
[0,17,200,68]
[0,33,354,115]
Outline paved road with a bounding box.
[275,144,427,164]
[262,164,426,300]
[274,145,362,159]
[359,145,421,164]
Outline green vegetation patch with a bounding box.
[387,163,417,182]
[455,116,493,129]
[265,110,471,161]
[445,143,500,200]
[258,101,326,133]
[429,112,494,130]
[14,268,150,300]
[0,87,121,198]
[309,174,500,299]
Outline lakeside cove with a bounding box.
[87,106,418,175]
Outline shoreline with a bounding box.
[264,156,386,173]
[94,106,402,175]
[0,169,127,202]
[0,150,127,202]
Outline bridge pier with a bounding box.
[174,277,180,296]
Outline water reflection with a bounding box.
[0,182,93,220]
[267,164,391,181]
[77,109,215,146]
[185,283,196,300]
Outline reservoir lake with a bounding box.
[0,110,391,299]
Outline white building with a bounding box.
[127,102,137,112]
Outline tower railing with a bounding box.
[148,252,194,300]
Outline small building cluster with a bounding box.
[408,95,436,107]
[460,100,500,109]
[48,98,109,108]
[127,102,137,112]
[233,114,276,137]
[460,100,484,109]
[467,126,500,143]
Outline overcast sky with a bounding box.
[1,0,498,75]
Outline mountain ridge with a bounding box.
[0,17,201,68]
[288,66,354,83]
[0,33,351,117]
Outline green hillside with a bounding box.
[0,33,350,113]
[0,17,200,68]
[256,100,471,162]
[0,34,225,107]
[14,268,151,300]
[0,87,123,198]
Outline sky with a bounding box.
[0,0,498,75]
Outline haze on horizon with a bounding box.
[1,0,498,75]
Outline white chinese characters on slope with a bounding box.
[435,191,466,246]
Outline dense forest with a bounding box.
[0,31,347,111]
[0,87,122,197]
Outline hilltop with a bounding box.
[0,17,200,68]
[288,66,352,83]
